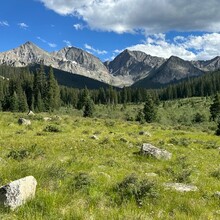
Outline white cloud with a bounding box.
[18,22,28,29]
[63,40,72,47]
[84,43,107,55]
[0,21,9,27]
[127,33,220,60]
[39,0,220,34]
[73,23,84,30]
[48,43,57,48]
[37,36,57,48]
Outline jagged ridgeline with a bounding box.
[1,41,220,88]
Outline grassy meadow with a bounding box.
[0,97,220,219]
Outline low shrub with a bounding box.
[43,125,61,133]
[113,174,158,206]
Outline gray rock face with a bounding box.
[141,143,172,160]
[192,56,220,72]
[164,183,198,192]
[148,56,204,84]
[18,118,31,125]
[0,176,37,210]
[54,47,114,84]
[0,42,115,85]
[105,49,165,86]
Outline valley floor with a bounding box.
[0,98,220,219]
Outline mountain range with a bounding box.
[0,41,220,88]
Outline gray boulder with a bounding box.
[0,176,37,210]
[18,118,31,125]
[140,143,172,160]
[27,110,35,116]
[164,183,198,192]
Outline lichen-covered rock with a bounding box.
[18,118,31,125]
[0,176,37,210]
[140,143,172,160]
[164,183,198,192]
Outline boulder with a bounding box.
[164,183,198,192]
[27,110,35,116]
[43,117,52,121]
[0,176,37,210]
[18,118,31,125]
[140,143,172,160]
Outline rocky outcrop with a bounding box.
[140,143,172,160]
[105,49,165,86]
[164,183,198,192]
[0,176,37,210]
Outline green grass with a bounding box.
[0,97,220,219]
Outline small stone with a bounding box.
[140,143,172,160]
[164,183,198,192]
[214,191,220,198]
[145,173,158,177]
[27,110,35,116]
[91,135,99,140]
[18,118,31,126]
[139,131,152,137]
[0,176,37,210]
[43,117,52,121]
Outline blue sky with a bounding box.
[1,0,220,61]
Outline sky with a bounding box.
[1,0,220,61]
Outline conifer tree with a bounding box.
[9,91,19,112]
[19,92,29,112]
[83,97,95,117]
[143,94,157,123]
[210,93,220,121]
[46,67,60,111]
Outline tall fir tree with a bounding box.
[210,93,220,121]
[46,67,60,111]
[83,97,95,117]
[143,94,157,123]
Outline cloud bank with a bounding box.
[127,33,220,60]
[39,0,220,34]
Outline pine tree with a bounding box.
[9,91,19,112]
[46,67,60,111]
[210,93,220,121]
[216,118,220,136]
[19,92,29,112]
[83,97,95,117]
[143,94,157,123]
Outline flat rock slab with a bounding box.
[0,176,37,210]
[141,143,172,160]
[18,118,31,125]
[164,183,198,192]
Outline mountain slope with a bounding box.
[192,56,220,72]
[0,42,115,85]
[105,49,165,86]
[133,56,204,88]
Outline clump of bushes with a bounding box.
[164,156,193,183]
[7,144,44,160]
[211,168,220,180]
[73,172,93,190]
[113,174,158,206]
[43,125,61,133]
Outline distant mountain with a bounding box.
[1,41,220,89]
[0,42,115,85]
[105,49,165,86]
[133,56,204,88]
[191,56,220,72]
